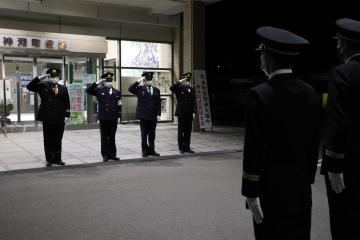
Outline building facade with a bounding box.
[0,0,212,131]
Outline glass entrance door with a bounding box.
[66,57,99,124]
[3,56,34,122]
[2,56,64,123]
[1,55,100,126]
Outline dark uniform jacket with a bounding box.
[86,83,121,123]
[128,82,161,121]
[27,77,70,124]
[322,55,360,174]
[170,82,196,118]
[241,73,321,211]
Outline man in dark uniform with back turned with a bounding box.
[27,67,70,167]
[86,72,121,162]
[241,26,321,240]
[128,71,161,157]
[170,72,196,154]
[321,18,360,240]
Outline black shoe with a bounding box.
[142,151,148,157]
[180,149,185,154]
[54,160,65,166]
[149,150,160,156]
[186,149,195,153]
[103,157,110,162]
[45,161,52,167]
[112,157,120,161]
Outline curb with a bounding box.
[0,149,243,176]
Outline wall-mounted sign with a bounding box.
[0,35,70,51]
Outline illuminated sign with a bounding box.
[0,35,70,51]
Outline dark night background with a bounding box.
[205,1,360,126]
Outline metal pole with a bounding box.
[16,80,21,122]
[16,65,21,122]
[33,57,38,128]
[2,55,7,128]
[118,41,123,123]
[62,56,66,86]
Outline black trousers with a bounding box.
[43,122,65,163]
[324,173,360,240]
[178,116,193,151]
[140,119,157,152]
[253,203,311,240]
[100,120,117,158]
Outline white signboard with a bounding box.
[0,35,70,51]
[68,84,84,125]
[20,72,32,87]
[193,70,212,129]
[82,74,97,84]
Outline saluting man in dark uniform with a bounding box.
[241,27,321,240]
[27,68,70,167]
[86,72,121,162]
[128,71,161,157]
[170,72,196,154]
[321,18,360,240]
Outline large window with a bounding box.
[121,69,172,95]
[121,41,172,69]
[120,40,173,122]
[104,40,120,89]
[105,40,119,67]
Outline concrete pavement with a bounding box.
[0,152,330,240]
[0,124,243,172]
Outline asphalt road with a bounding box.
[0,152,330,240]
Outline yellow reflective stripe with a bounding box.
[325,149,344,159]
[322,93,328,108]
[66,109,70,112]
[242,172,260,182]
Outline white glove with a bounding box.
[38,74,50,81]
[193,113,196,119]
[328,172,345,194]
[96,79,106,85]
[137,78,145,83]
[179,78,187,83]
[246,197,264,224]
[157,116,161,121]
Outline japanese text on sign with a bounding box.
[193,70,212,129]
[1,35,70,51]
[68,84,84,125]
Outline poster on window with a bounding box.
[20,73,32,87]
[68,83,84,124]
[82,74,96,84]
[121,41,172,69]
[193,70,212,129]
[159,96,171,121]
